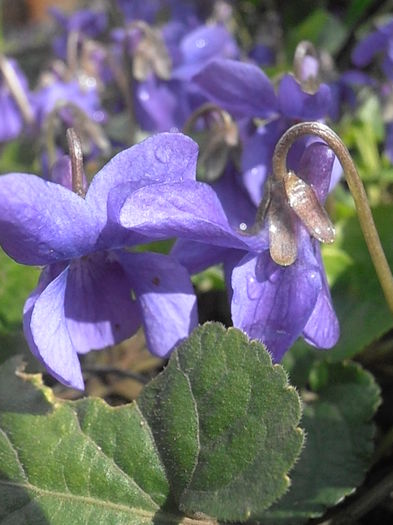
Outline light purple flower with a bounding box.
[113,141,339,362]
[0,133,199,390]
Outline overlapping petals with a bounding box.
[112,180,262,250]
[116,140,339,361]
[118,252,198,357]
[0,133,201,389]
[230,239,322,361]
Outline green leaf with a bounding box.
[0,248,39,332]
[322,205,393,360]
[261,361,381,524]
[345,0,376,26]
[0,323,304,524]
[287,9,347,56]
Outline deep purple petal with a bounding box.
[0,173,99,265]
[48,155,88,192]
[24,265,84,390]
[64,251,141,354]
[171,239,235,274]
[115,180,250,249]
[231,246,322,362]
[193,59,278,118]
[119,251,198,357]
[212,164,257,230]
[240,121,281,205]
[278,74,331,120]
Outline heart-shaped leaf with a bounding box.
[0,323,304,523]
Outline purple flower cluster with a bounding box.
[8,0,386,389]
[0,134,199,389]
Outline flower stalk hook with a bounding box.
[273,121,393,316]
[66,127,86,198]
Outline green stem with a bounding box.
[273,121,393,317]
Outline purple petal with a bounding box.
[382,55,393,80]
[0,173,99,265]
[24,265,84,390]
[135,77,181,132]
[278,74,331,120]
[49,155,88,192]
[351,28,388,67]
[86,133,198,224]
[211,164,257,230]
[63,251,141,354]
[340,70,377,86]
[303,244,339,347]
[241,121,282,205]
[114,180,250,249]
[297,142,335,202]
[172,239,235,274]
[193,59,278,118]
[173,25,239,80]
[119,252,198,357]
[0,91,23,142]
[32,80,104,127]
[230,246,322,362]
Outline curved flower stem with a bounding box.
[0,53,34,125]
[273,121,393,316]
[183,102,234,135]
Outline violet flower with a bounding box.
[112,141,339,362]
[116,0,161,23]
[50,7,108,61]
[191,58,333,205]
[352,19,393,79]
[132,24,239,132]
[0,57,34,142]
[0,133,199,390]
[32,78,105,129]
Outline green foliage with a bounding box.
[261,360,381,524]
[287,9,347,56]
[0,249,39,364]
[0,324,304,524]
[0,248,39,332]
[322,205,393,360]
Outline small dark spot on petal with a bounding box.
[114,323,121,331]
[152,276,160,286]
